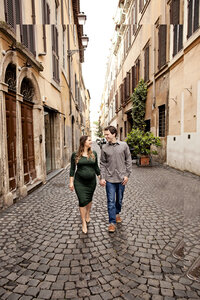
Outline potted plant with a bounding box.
[126,128,161,166]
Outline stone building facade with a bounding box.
[100,0,200,175]
[0,0,90,209]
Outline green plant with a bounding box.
[93,120,103,138]
[126,128,161,158]
[131,79,147,130]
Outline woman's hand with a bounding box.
[69,182,74,191]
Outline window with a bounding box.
[75,74,78,102]
[52,25,59,82]
[115,92,118,112]
[64,117,66,146]
[63,27,66,69]
[21,25,36,56]
[144,44,150,82]
[145,119,150,132]
[132,2,137,35]
[187,0,199,38]
[170,0,183,56]
[124,121,127,137]
[131,65,136,93]
[139,0,147,12]
[173,25,183,56]
[42,0,50,52]
[120,83,124,106]
[4,0,21,29]
[135,58,140,85]
[158,25,167,69]
[159,105,165,137]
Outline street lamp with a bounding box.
[81,35,89,48]
[67,35,89,57]
[77,12,87,25]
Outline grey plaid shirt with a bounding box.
[100,141,132,183]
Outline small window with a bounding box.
[158,105,165,137]
[144,44,150,82]
[187,0,199,38]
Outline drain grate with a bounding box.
[172,239,184,260]
[187,256,200,282]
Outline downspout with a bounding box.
[67,25,72,115]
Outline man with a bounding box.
[100,126,132,232]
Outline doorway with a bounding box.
[44,110,55,174]
[21,101,36,184]
[5,93,16,191]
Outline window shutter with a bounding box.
[170,0,180,24]
[136,59,140,85]
[131,65,136,92]
[144,45,149,82]
[173,25,178,56]
[194,0,199,32]
[22,25,29,48]
[178,25,183,51]
[15,0,22,24]
[158,25,167,69]
[187,0,193,38]
[29,25,36,56]
[115,92,118,112]
[5,0,15,28]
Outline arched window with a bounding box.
[20,77,34,102]
[5,63,16,92]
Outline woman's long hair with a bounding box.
[75,135,95,163]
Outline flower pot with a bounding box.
[136,155,152,166]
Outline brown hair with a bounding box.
[104,125,118,137]
[75,135,95,163]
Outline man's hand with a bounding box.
[100,179,106,187]
[69,183,74,191]
[122,176,128,185]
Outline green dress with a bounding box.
[70,151,100,207]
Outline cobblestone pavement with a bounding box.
[0,144,200,300]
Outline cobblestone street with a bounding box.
[0,144,200,300]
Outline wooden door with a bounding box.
[5,93,17,190]
[21,101,36,184]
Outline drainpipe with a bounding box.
[67,25,72,115]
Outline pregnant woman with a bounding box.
[69,135,101,234]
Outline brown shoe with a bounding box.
[108,223,116,233]
[116,214,122,223]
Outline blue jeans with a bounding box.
[106,181,125,224]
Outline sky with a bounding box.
[80,0,118,128]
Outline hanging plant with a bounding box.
[131,79,147,131]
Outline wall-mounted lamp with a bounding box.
[77,12,87,25]
[81,35,89,48]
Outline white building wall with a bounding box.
[167,81,200,175]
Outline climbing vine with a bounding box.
[131,79,147,131]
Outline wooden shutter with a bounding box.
[15,0,22,24]
[173,25,178,56]
[144,45,149,82]
[158,25,167,69]
[29,25,36,55]
[115,92,118,112]
[187,0,193,38]
[120,84,124,106]
[52,25,59,82]
[136,59,140,85]
[170,0,180,24]
[178,25,183,51]
[131,65,136,93]
[5,0,15,28]
[194,0,199,32]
